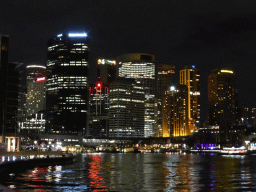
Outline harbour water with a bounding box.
[1,152,256,191]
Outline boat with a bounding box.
[219,146,247,155]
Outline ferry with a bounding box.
[219,146,247,155]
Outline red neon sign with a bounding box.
[35,76,46,82]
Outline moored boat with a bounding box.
[219,146,247,155]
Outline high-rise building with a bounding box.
[26,65,46,117]
[208,69,238,142]
[118,53,155,137]
[180,66,200,131]
[0,35,21,138]
[156,64,175,137]
[109,78,145,137]
[89,82,109,137]
[0,34,9,139]
[46,33,89,135]
[167,85,189,137]
[97,59,117,85]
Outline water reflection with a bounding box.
[86,154,108,191]
[173,154,191,192]
[3,153,256,191]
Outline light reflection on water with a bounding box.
[2,153,256,191]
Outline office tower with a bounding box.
[89,82,109,137]
[180,66,200,132]
[46,33,89,135]
[208,69,238,142]
[26,65,46,117]
[109,78,145,137]
[0,34,21,139]
[118,53,155,137]
[156,64,175,137]
[0,34,9,139]
[97,59,117,84]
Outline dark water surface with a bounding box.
[1,153,256,191]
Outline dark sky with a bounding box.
[1,0,256,121]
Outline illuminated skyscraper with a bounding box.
[46,33,89,135]
[180,66,200,132]
[171,85,189,137]
[156,64,175,137]
[109,78,145,137]
[26,65,46,117]
[118,53,155,137]
[97,59,117,85]
[208,69,238,142]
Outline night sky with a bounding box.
[1,0,256,121]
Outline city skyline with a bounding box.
[0,0,256,122]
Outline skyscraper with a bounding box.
[208,69,238,142]
[171,85,189,137]
[156,64,175,137]
[0,34,9,139]
[118,53,155,137]
[180,66,200,132]
[26,65,46,117]
[0,35,21,138]
[97,59,117,85]
[109,78,145,137]
[89,81,109,137]
[46,33,89,135]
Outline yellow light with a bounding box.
[220,70,233,74]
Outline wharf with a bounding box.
[0,151,74,174]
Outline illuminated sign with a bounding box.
[35,76,46,82]
[68,33,87,37]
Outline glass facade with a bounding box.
[46,33,89,135]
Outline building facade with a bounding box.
[26,65,46,118]
[89,82,109,137]
[97,59,117,85]
[156,64,175,137]
[109,78,145,137]
[169,85,189,137]
[46,33,89,135]
[118,53,155,137]
[180,66,200,132]
[208,69,238,142]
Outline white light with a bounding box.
[57,34,62,37]
[68,33,87,37]
[170,86,175,91]
[221,70,233,74]
[27,65,46,69]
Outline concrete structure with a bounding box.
[118,53,155,137]
[46,33,89,135]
